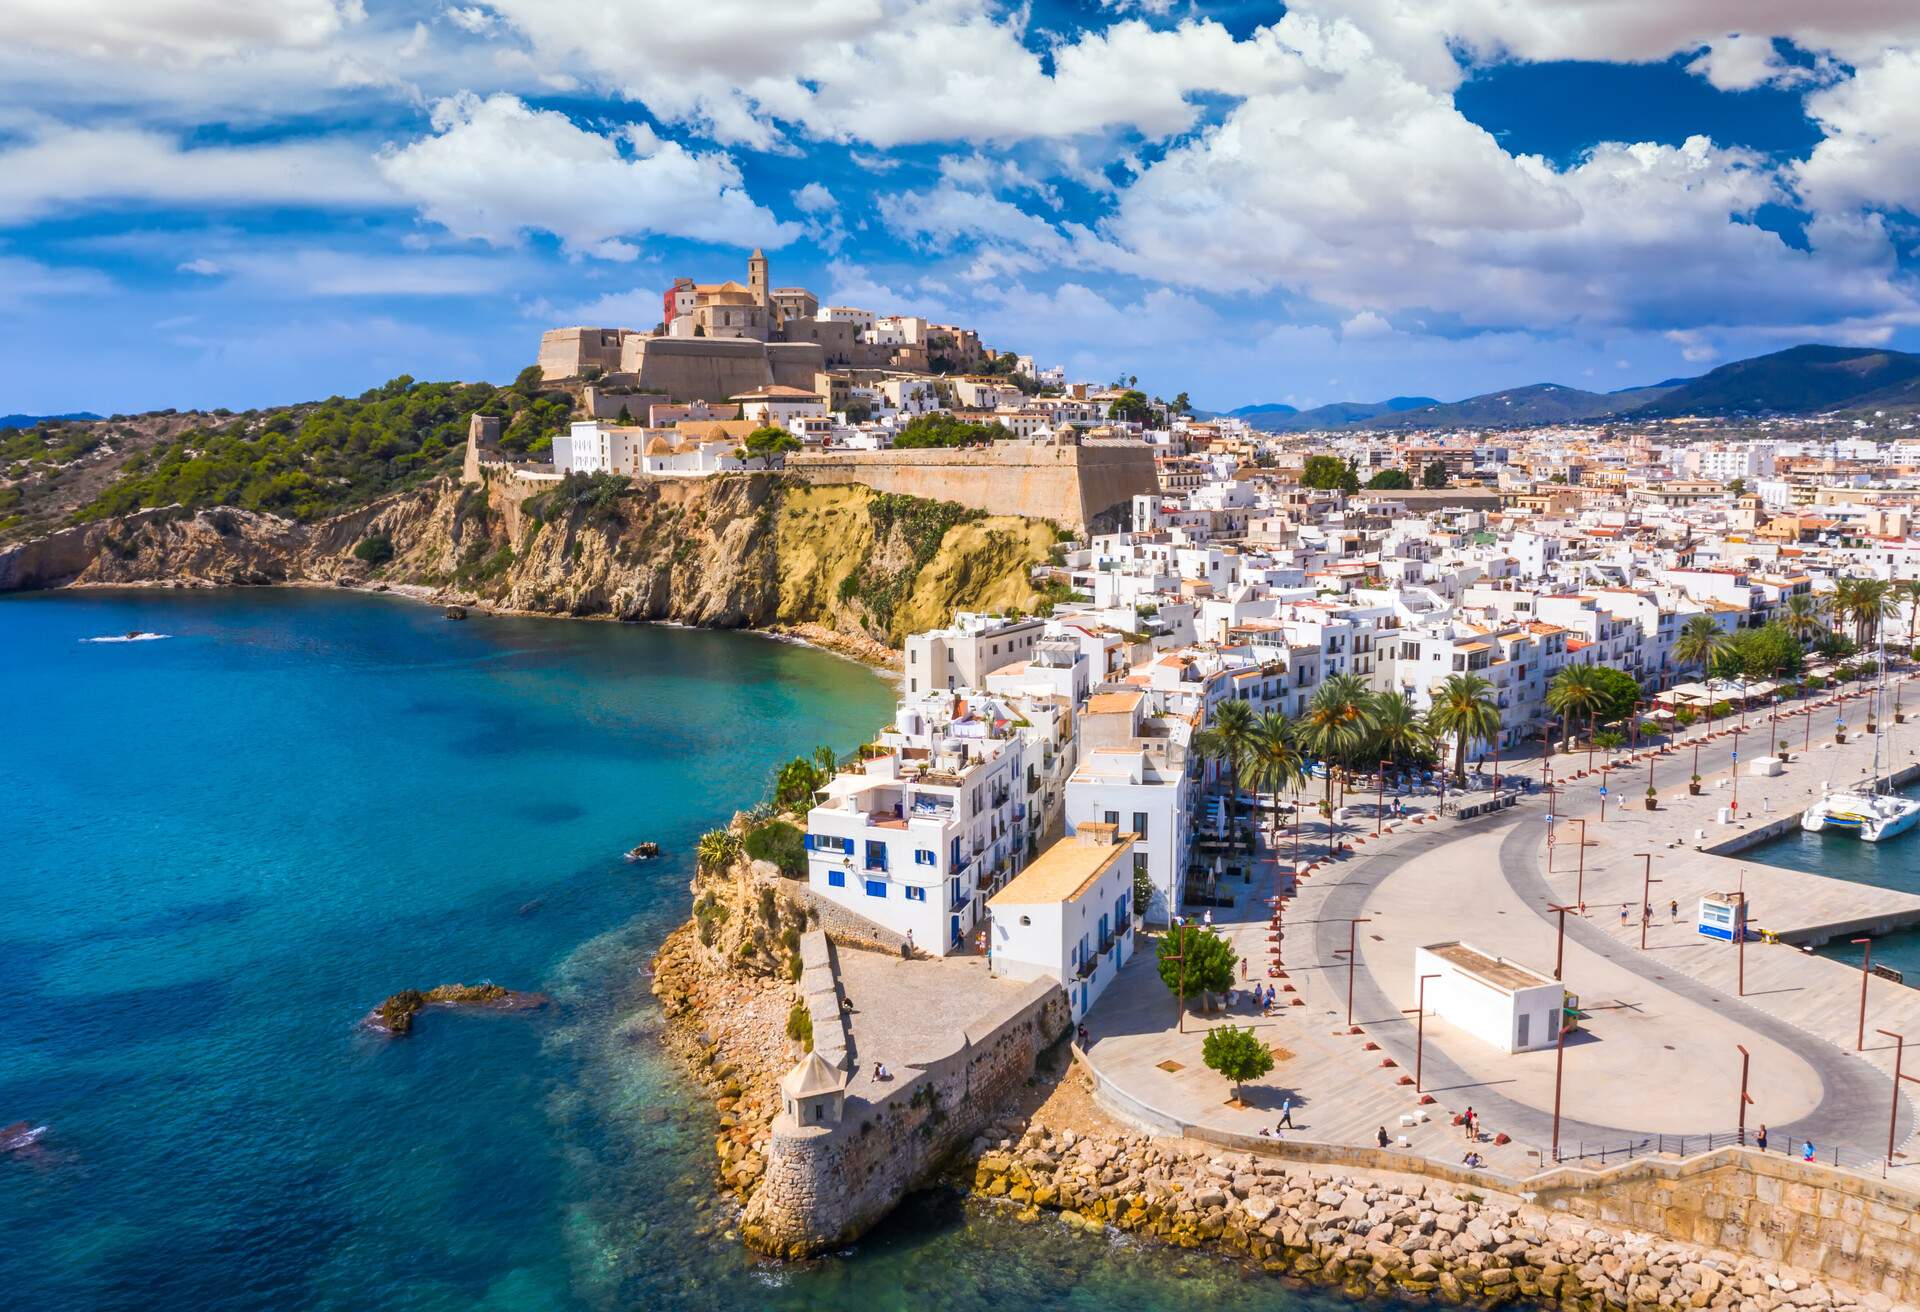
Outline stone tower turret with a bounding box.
[748,247,768,309]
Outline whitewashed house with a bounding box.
[988,824,1136,1021]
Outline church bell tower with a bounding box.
[748,247,768,309]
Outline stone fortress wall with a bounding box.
[743,958,1071,1257]
[785,440,1159,531]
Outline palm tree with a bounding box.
[1546,665,1604,745]
[1298,674,1378,810]
[1367,691,1432,770]
[1242,710,1304,844]
[1673,614,1729,677]
[1822,580,1858,648]
[1203,696,1257,841]
[1425,674,1500,782]
[1842,578,1894,650]
[1779,593,1823,648]
[1895,580,1920,659]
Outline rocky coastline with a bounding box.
[961,1117,1886,1311]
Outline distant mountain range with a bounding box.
[1215,344,1920,431]
[1,412,100,429]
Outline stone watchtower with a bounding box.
[779,1050,846,1127]
[748,247,768,310]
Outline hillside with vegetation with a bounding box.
[0,371,570,544]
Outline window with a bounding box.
[865,879,887,898]
[1104,810,1119,827]
[1132,811,1149,840]
[865,840,888,872]
[905,886,926,902]
[828,870,845,888]
[914,849,936,866]
[1133,852,1149,879]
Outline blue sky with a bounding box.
[3,1,1918,415]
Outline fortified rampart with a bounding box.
[743,967,1071,1257]
[786,441,1159,531]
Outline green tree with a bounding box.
[1421,461,1448,488]
[1107,388,1154,423]
[1170,391,1192,415]
[1365,468,1413,490]
[1157,923,1237,1002]
[1583,666,1644,724]
[1366,691,1432,769]
[786,999,813,1051]
[1779,593,1823,647]
[742,425,800,461]
[1425,673,1500,781]
[892,413,1008,448]
[1202,1023,1275,1102]
[1193,697,1256,841]
[1300,454,1359,493]
[352,532,393,565]
[1727,476,1748,497]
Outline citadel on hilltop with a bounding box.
[537,248,988,402]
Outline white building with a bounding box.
[1065,692,1189,925]
[804,732,1024,955]
[988,825,1137,1021]
[1413,941,1564,1054]
[905,613,1047,695]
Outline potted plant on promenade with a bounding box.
[1689,773,1703,796]
[1644,787,1658,811]
[1777,738,1792,762]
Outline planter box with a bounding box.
[1644,798,1658,811]
[1688,783,1703,796]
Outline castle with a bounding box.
[537,249,983,402]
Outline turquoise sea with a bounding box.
[1748,786,1920,982]
[0,589,1379,1312]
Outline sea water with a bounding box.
[0,589,1381,1311]
[1747,786,1920,981]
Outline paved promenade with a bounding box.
[1081,675,1920,1185]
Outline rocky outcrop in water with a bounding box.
[0,473,1055,654]
[363,983,547,1036]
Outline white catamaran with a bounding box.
[1802,639,1920,842]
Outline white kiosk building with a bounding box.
[1413,941,1565,1054]
[987,825,1136,1021]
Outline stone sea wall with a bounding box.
[966,1124,1899,1311]
[742,979,1071,1257]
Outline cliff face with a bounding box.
[0,474,1054,653]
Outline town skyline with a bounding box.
[5,1,1920,416]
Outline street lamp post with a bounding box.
[1636,853,1660,951]
[1168,931,1188,1035]
[1548,902,1577,980]
[1804,707,1813,755]
[1377,758,1390,837]
[1599,764,1610,822]
[1737,1044,1753,1146]
[1856,937,1875,1051]
[1338,917,1373,1027]
[1410,971,1441,1092]
[1571,817,1588,910]
[1874,1028,1913,1170]
[1730,727,1744,812]
[1551,1012,1571,1162]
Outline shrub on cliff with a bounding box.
[891,414,1008,448]
[772,758,827,812]
[353,532,394,565]
[786,999,813,1052]
[1202,1023,1274,1103]
[696,829,742,871]
[745,821,807,877]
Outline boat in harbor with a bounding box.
[1802,641,1920,842]
[1800,789,1920,842]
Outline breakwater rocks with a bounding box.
[362,983,547,1035]
[967,1126,1886,1312]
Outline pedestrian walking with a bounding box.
[1756,1124,1768,1152]
[1279,1097,1294,1128]
[1376,1126,1391,1149]
[1619,905,1629,927]
[1669,898,1679,921]
[1464,1106,1476,1140]
[1202,908,1213,927]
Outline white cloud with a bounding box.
[376,93,799,260]
[791,181,836,215]
[176,257,223,275]
[0,253,112,306]
[1,0,362,64]
[0,119,392,224]
[1685,35,1806,92]
[442,5,496,36]
[1795,49,1920,216]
